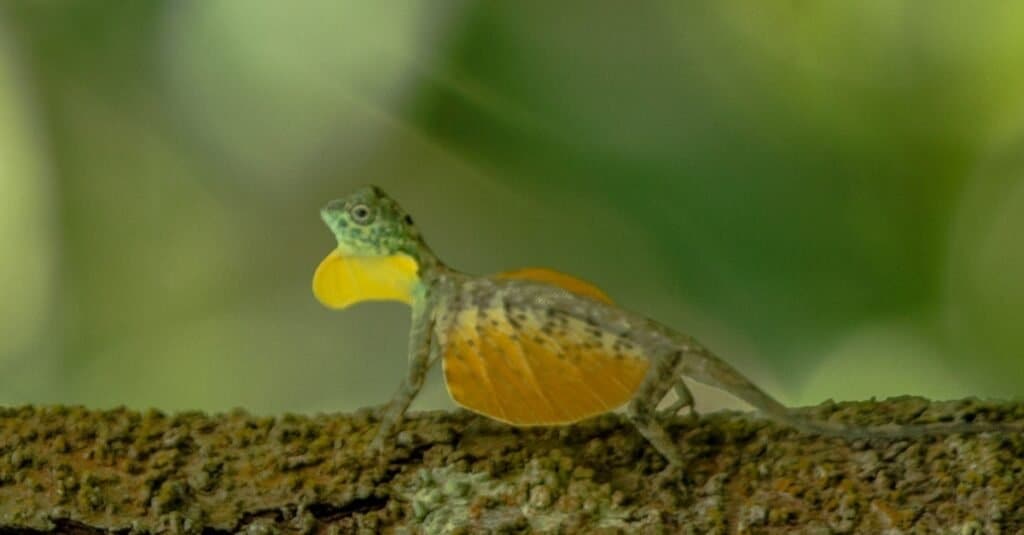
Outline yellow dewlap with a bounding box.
[313,249,419,308]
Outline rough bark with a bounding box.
[1,398,1022,533]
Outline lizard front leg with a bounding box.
[368,301,435,453]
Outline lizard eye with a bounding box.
[349,204,373,225]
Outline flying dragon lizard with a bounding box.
[313,185,1022,466]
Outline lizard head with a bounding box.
[314,185,434,309]
[320,185,422,257]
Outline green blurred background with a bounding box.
[1,1,1022,415]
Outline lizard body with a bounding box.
[314,185,1022,466]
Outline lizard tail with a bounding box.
[679,343,1024,439]
[775,409,1024,439]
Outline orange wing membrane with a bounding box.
[493,268,613,304]
[439,271,649,426]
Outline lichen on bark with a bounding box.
[1,398,1022,533]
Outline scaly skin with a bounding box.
[318,185,1023,466]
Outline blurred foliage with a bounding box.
[0,1,1021,414]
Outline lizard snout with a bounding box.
[323,199,345,213]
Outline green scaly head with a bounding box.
[314,185,438,309]
[320,185,427,258]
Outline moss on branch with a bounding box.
[1,398,1022,533]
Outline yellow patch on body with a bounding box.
[313,249,419,308]
[440,270,649,426]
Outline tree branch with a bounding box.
[1,398,1022,532]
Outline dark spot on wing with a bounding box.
[612,337,636,352]
[505,302,522,330]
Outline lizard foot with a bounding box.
[366,432,387,455]
[365,408,402,455]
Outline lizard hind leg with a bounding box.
[626,350,688,467]
[657,379,699,422]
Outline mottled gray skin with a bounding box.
[322,186,1023,466]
